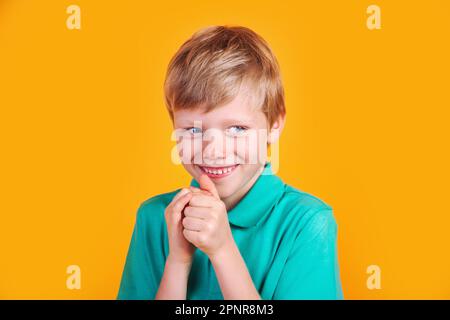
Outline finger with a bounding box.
[183,228,199,244]
[189,193,215,208]
[176,187,191,198]
[182,216,206,232]
[183,206,210,219]
[189,186,213,196]
[168,188,190,210]
[171,191,193,214]
[198,173,220,199]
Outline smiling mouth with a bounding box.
[197,164,239,179]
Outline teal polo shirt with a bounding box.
[117,162,343,300]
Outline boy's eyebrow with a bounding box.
[220,117,253,126]
[177,117,254,127]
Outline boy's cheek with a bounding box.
[182,163,198,178]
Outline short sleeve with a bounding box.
[272,208,344,300]
[117,202,167,300]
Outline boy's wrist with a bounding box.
[166,254,194,268]
[209,240,238,265]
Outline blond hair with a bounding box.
[163,25,286,128]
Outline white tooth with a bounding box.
[218,170,223,174]
[213,170,218,174]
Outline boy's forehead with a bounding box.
[173,102,261,125]
[174,90,262,123]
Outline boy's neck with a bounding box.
[221,165,265,212]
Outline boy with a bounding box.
[117,25,343,300]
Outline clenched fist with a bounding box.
[182,174,234,259]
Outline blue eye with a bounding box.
[226,126,248,135]
[186,127,202,134]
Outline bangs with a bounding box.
[164,25,285,127]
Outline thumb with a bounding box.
[198,173,220,199]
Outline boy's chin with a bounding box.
[215,184,238,199]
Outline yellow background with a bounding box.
[1,0,449,299]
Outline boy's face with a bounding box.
[173,90,274,200]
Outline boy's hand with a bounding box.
[182,174,234,259]
[164,188,196,264]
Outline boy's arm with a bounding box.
[209,241,262,300]
[155,256,192,300]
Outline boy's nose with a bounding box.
[201,129,227,162]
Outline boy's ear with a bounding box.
[268,113,286,144]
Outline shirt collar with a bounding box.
[189,162,285,228]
